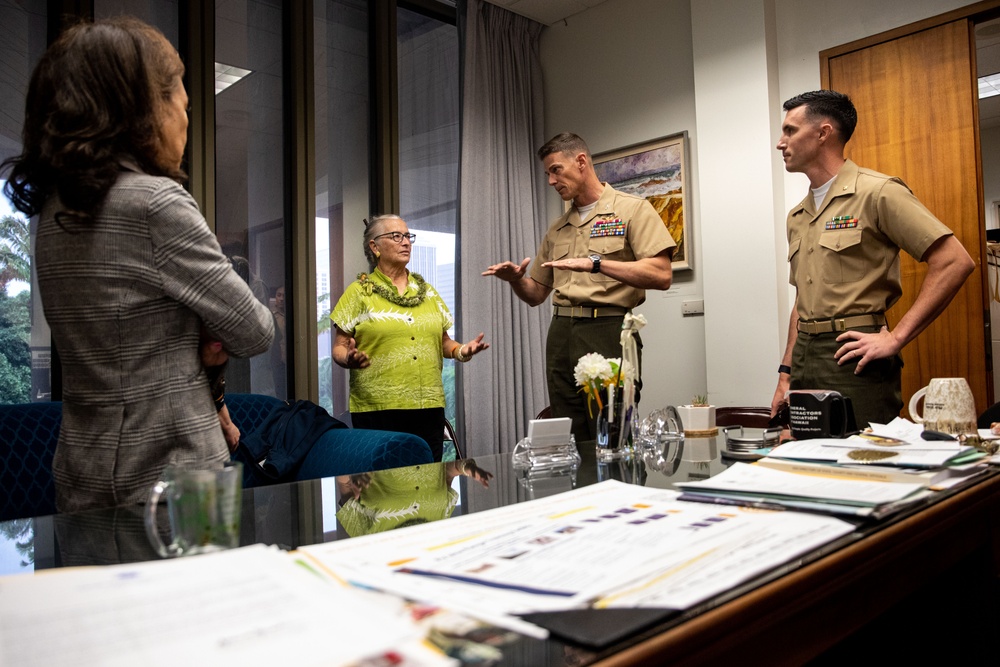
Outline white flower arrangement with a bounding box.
[574,353,625,417]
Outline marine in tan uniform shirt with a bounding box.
[529,184,673,311]
[485,132,674,442]
[772,90,974,427]
[787,159,951,322]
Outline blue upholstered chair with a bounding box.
[335,409,458,461]
[0,401,62,521]
[294,427,433,480]
[225,393,285,435]
[1,396,289,521]
[0,394,433,521]
[231,396,433,483]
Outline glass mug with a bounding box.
[144,462,243,557]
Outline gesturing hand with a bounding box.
[462,332,490,359]
[482,257,531,282]
[344,337,370,369]
[541,257,593,273]
[462,460,493,488]
[336,473,372,501]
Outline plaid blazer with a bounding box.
[36,168,275,512]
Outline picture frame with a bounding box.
[592,133,690,270]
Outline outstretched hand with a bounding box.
[482,257,531,282]
[541,257,594,273]
[834,326,901,374]
[462,459,493,488]
[461,332,490,359]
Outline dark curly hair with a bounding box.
[0,16,185,220]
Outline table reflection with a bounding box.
[336,460,493,537]
[0,438,744,578]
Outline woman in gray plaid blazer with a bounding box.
[2,18,275,511]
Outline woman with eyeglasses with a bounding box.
[331,214,489,461]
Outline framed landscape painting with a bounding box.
[593,133,690,270]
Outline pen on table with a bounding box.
[677,493,786,512]
[920,429,957,441]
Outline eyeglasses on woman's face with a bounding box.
[374,232,416,244]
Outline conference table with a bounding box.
[3,432,1000,666]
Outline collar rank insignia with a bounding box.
[825,215,858,230]
[591,216,625,238]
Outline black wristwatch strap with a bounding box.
[778,364,792,375]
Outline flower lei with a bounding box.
[357,271,428,307]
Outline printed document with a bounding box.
[676,462,923,506]
[0,544,435,667]
[300,480,853,625]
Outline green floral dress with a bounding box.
[331,268,452,413]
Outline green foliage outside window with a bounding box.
[0,214,31,404]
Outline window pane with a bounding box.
[216,0,287,398]
[397,7,459,425]
[0,0,47,405]
[314,0,370,416]
[0,0,46,576]
[94,0,179,46]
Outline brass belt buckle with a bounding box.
[834,318,847,332]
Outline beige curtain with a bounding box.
[457,0,548,457]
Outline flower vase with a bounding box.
[595,393,630,460]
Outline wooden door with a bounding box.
[822,19,992,416]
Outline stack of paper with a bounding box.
[0,544,450,667]
[675,462,932,518]
[766,435,980,468]
[676,417,994,518]
[299,480,854,641]
[752,417,991,493]
[754,456,985,489]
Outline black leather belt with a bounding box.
[553,306,629,318]
[798,313,886,334]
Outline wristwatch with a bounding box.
[589,254,602,274]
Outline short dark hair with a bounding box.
[537,132,591,161]
[1,17,184,219]
[783,90,858,143]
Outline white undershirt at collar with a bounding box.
[811,176,836,211]
[576,201,597,220]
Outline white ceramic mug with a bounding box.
[908,377,977,435]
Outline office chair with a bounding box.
[443,419,465,460]
[715,406,773,429]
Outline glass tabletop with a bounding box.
[2,431,995,666]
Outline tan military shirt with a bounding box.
[529,184,675,309]
[787,160,952,321]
